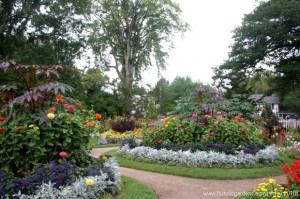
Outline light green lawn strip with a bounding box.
[98,176,157,199]
[105,149,293,180]
[117,176,158,199]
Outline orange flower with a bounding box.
[76,102,83,107]
[95,113,102,119]
[56,93,64,103]
[24,103,29,108]
[17,126,23,131]
[48,106,56,113]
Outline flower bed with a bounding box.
[0,156,120,198]
[119,145,279,167]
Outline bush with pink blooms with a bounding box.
[142,112,262,152]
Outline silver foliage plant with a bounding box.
[119,145,279,167]
[12,158,121,199]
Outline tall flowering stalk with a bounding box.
[281,157,300,190]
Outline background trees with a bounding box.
[89,0,188,114]
[213,0,300,112]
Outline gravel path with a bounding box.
[91,147,286,199]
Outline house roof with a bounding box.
[248,94,280,104]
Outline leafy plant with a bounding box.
[0,62,102,176]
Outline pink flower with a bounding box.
[214,143,218,147]
[150,122,157,127]
[149,131,154,135]
[191,113,197,119]
[161,116,166,119]
[177,124,181,129]
[158,140,163,144]
[210,132,215,136]
[65,104,75,110]
[205,115,212,119]
[214,121,219,125]
[87,122,93,127]
[245,133,249,137]
[59,151,67,157]
[201,134,205,138]
[217,111,222,115]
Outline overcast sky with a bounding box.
[141,0,259,87]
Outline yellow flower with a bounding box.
[82,109,87,113]
[47,113,55,120]
[102,156,108,161]
[29,124,34,128]
[33,126,39,131]
[92,120,97,125]
[268,179,276,184]
[85,179,94,185]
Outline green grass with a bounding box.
[99,176,157,199]
[117,176,157,199]
[105,149,294,180]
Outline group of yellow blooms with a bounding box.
[252,179,289,199]
[100,129,143,140]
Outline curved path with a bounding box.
[91,147,286,199]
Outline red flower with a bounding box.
[0,117,6,122]
[95,113,102,119]
[281,163,290,173]
[0,127,4,132]
[245,133,249,137]
[158,140,163,144]
[177,124,181,129]
[76,102,83,107]
[180,141,184,145]
[17,126,23,131]
[210,132,215,136]
[65,104,75,110]
[56,93,64,103]
[59,151,67,157]
[237,117,243,122]
[48,106,56,113]
[242,128,247,133]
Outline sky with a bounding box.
[140,0,259,87]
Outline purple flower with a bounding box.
[97,139,107,145]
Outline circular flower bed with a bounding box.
[119,144,279,167]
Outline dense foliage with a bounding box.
[213,0,300,112]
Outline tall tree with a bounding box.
[90,0,188,114]
[213,0,300,98]
[150,78,174,115]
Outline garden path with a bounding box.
[91,147,286,199]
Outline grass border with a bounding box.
[105,149,292,180]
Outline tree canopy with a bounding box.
[0,0,92,65]
[89,0,188,113]
[213,0,300,98]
